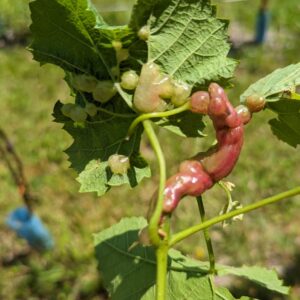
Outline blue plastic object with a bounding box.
[254,9,270,44]
[6,207,54,251]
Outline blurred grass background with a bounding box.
[0,0,299,299]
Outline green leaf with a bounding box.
[218,265,290,295]
[240,64,300,148]
[240,63,300,102]
[29,0,133,80]
[97,24,134,48]
[94,217,217,300]
[142,0,237,88]
[156,111,206,137]
[77,157,151,196]
[215,287,248,300]
[94,217,288,299]
[267,99,300,148]
[53,101,150,195]
[129,0,158,31]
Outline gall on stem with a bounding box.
[161,83,250,216]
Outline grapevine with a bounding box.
[28,0,300,299]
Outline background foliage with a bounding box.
[0,0,299,299]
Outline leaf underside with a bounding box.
[29,0,134,79]
[130,0,237,89]
[240,62,300,102]
[240,63,300,148]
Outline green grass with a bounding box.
[0,1,300,299]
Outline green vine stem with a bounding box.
[143,120,170,300]
[143,120,167,247]
[128,102,191,137]
[156,243,169,300]
[170,186,300,246]
[196,196,216,274]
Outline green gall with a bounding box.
[133,62,162,112]
[92,81,117,103]
[85,103,98,117]
[138,25,150,41]
[61,103,76,117]
[72,74,98,93]
[157,75,174,99]
[120,70,140,90]
[69,106,88,122]
[112,40,123,51]
[171,81,192,106]
[108,154,130,175]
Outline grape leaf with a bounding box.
[94,217,287,299]
[129,0,159,31]
[29,0,133,80]
[267,99,300,148]
[77,156,150,196]
[94,217,216,300]
[156,111,206,138]
[131,0,237,88]
[215,287,251,300]
[240,63,300,102]
[218,265,289,295]
[53,101,150,195]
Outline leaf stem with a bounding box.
[143,120,167,247]
[156,243,169,300]
[170,186,300,246]
[128,102,191,137]
[143,120,170,300]
[196,196,216,274]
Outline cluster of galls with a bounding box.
[60,25,266,192]
[160,83,265,219]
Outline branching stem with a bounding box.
[143,120,169,300]
[128,102,191,137]
[170,186,300,246]
[143,120,167,246]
